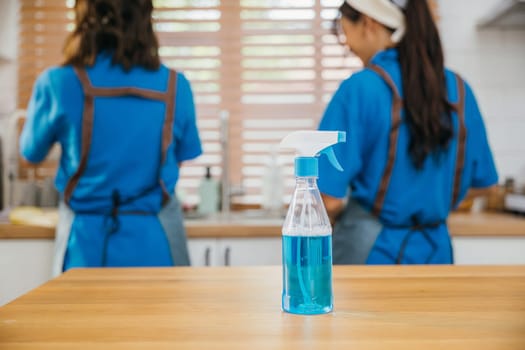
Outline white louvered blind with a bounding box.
[237,0,358,203]
[18,0,363,206]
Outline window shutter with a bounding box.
[18,0,73,108]
[236,0,358,203]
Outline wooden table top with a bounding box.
[1,265,524,349]
[1,211,524,239]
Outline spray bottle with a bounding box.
[279,130,346,315]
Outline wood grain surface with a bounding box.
[0,265,524,349]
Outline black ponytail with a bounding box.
[397,0,454,168]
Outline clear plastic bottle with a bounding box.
[280,131,346,315]
[282,175,333,314]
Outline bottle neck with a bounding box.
[295,157,318,177]
[295,177,318,188]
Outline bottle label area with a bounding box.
[282,234,333,315]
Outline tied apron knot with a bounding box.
[104,189,121,234]
[393,215,444,265]
[101,189,121,266]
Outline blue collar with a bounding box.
[95,50,115,64]
[369,48,399,66]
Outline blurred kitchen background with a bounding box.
[1,0,524,211]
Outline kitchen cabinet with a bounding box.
[188,237,281,267]
[188,236,525,266]
[187,238,216,266]
[0,239,53,306]
[453,237,525,265]
[0,237,280,305]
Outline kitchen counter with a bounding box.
[1,265,524,349]
[0,212,524,239]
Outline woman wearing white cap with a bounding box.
[318,0,498,264]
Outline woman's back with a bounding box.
[21,53,199,213]
[320,49,496,226]
[319,0,497,264]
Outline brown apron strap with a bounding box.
[83,87,167,101]
[368,64,403,217]
[161,70,177,163]
[64,68,95,204]
[72,69,167,101]
[451,73,466,208]
[64,67,178,206]
[159,69,177,204]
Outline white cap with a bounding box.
[345,0,406,43]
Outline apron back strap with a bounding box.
[64,67,178,207]
[368,64,403,217]
[451,73,466,208]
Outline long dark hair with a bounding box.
[337,1,454,169]
[62,0,160,70]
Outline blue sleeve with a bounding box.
[173,73,202,162]
[318,78,364,198]
[19,70,60,163]
[464,83,498,188]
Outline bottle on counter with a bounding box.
[197,166,220,215]
[279,130,346,315]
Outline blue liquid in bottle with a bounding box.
[282,234,333,315]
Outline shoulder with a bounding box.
[41,65,78,84]
[335,68,386,100]
[445,68,486,129]
[345,68,385,89]
[444,68,478,104]
[160,64,193,97]
[29,66,82,109]
[160,64,191,88]
[175,70,192,93]
[35,65,80,93]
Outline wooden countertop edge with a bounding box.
[1,213,524,239]
[59,264,525,280]
[0,224,55,239]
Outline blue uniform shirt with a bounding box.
[20,53,202,213]
[318,48,498,227]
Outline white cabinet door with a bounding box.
[0,239,54,306]
[217,238,282,266]
[187,239,218,266]
[453,237,525,265]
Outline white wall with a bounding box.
[0,240,54,306]
[0,0,18,209]
[439,0,525,188]
[0,0,18,118]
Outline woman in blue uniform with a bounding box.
[319,0,498,264]
[20,0,202,275]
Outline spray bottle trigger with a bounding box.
[320,147,343,172]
